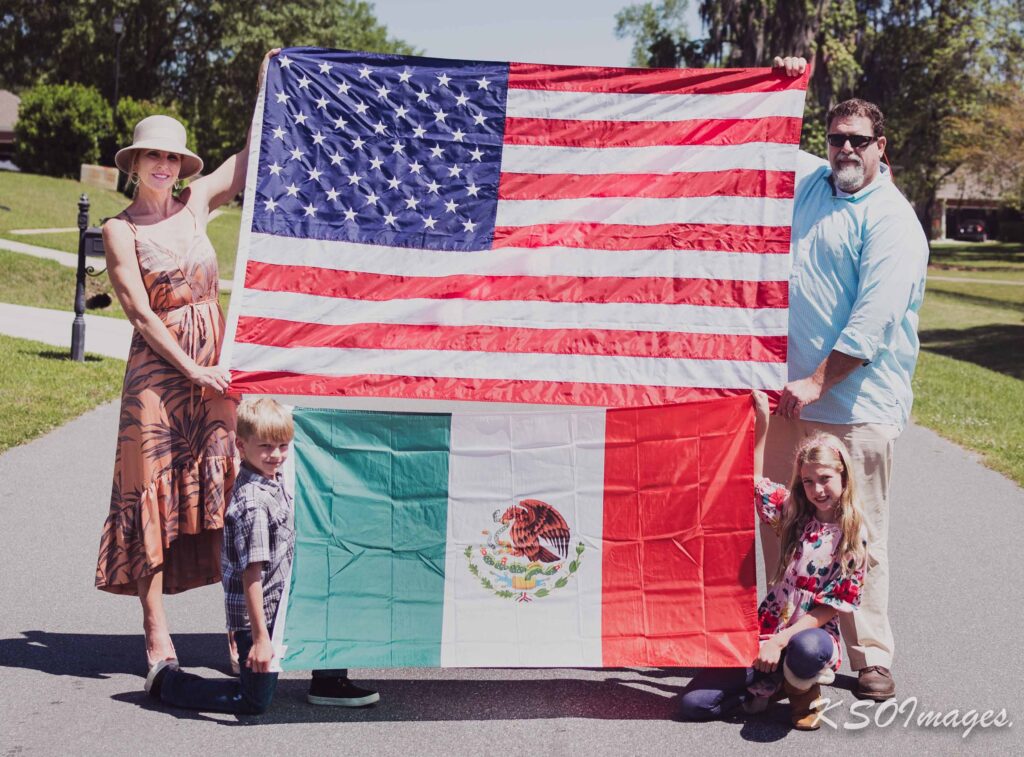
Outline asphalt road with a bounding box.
[2,401,1021,756]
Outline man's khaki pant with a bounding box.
[762,416,900,670]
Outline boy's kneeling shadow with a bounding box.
[114,668,709,724]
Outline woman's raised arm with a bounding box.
[190,48,280,213]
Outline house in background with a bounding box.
[0,90,18,163]
[932,165,1021,241]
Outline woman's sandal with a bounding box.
[145,640,178,673]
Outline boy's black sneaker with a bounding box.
[306,676,380,707]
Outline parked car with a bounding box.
[956,218,987,242]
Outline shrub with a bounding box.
[14,83,112,178]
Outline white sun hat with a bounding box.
[114,115,204,179]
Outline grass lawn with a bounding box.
[0,333,124,453]
[0,171,127,237]
[912,352,1024,485]
[927,269,1024,285]
[0,171,241,272]
[0,250,232,318]
[929,241,1024,272]
[205,206,243,274]
[913,249,1024,484]
[924,277,1024,320]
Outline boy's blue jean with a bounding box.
[158,630,348,715]
[678,628,834,721]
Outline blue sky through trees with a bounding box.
[371,0,700,66]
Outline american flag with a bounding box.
[222,47,808,407]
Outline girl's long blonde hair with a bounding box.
[772,433,867,584]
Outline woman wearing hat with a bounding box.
[95,51,277,671]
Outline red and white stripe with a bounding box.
[225,61,807,407]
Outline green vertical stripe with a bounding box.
[283,409,451,669]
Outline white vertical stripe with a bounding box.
[441,409,606,666]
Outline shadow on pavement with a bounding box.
[113,666,845,739]
[731,705,793,742]
[0,630,228,679]
[109,674,687,724]
[5,632,834,737]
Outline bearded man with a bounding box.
[763,57,930,702]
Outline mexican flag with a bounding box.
[275,394,757,669]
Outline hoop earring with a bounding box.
[129,171,140,186]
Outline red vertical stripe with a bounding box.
[601,394,758,667]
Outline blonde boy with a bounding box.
[146,398,378,711]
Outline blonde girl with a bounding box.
[680,391,867,730]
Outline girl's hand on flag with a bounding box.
[752,390,770,428]
[754,636,785,673]
[752,390,770,479]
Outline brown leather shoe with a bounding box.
[855,666,895,701]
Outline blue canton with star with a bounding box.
[252,48,509,252]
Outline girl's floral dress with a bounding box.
[749,478,866,697]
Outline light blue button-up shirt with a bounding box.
[788,151,929,431]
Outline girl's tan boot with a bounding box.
[783,679,824,731]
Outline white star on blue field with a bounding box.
[253,47,509,252]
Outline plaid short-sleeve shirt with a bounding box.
[222,463,294,633]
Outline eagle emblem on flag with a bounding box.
[465,499,585,602]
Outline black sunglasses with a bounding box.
[827,133,878,149]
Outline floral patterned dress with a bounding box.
[95,202,238,595]
[749,478,866,696]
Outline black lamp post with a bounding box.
[71,195,106,361]
[113,16,125,113]
[71,194,90,362]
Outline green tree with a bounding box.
[0,1,209,104]
[0,0,416,169]
[182,0,418,166]
[14,83,112,177]
[947,84,1024,212]
[614,0,862,152]
[857,2,996,231]
[614,0,1024,231]
[615,0,709,67]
